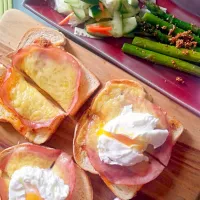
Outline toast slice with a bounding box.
[0,64,65,144]
[74,79,184,200]
[16,27,100,116]
[0,143,93,200]
[12,45,82,115]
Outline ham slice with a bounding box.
[52,152,76,200]
[84,80,173,185]
[12,45,81,115]
[0,177,8,200]
[87,147,165,185]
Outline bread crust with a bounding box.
[17,27,67,50]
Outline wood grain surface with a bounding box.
[0,9,199,200]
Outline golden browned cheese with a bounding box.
[8,69,63,122]
[15,47,81,113]
[5,150,54,178]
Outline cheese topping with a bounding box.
[10,71,62,122]
[9,166,69,200]
[97,105,169,166]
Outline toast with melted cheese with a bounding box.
[0,64,65,144]
[16,27,100,116]
[0,27,100,143]
[74,79,184,200]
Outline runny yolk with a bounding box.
[26,193,41,200]
[97,128,147,151]
[25,185,41,200]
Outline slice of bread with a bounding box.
[0,64,65,144]
[16,27,100,116]
[18,27,67,50]
[74,79,184,200]
[0,143,93,200]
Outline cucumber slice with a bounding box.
[122,12,134,18]
[119,3,128,14]
[111,11,123,37]
[55,0,72,14]
[65,0,90,9]
[101,0,122,13]
[72,7,86,19]
[123,16,137,34]
[89,5,111,20]
[127,0,139,8]
[81,0,99,4]
[89,5,101,18]
[122,0,139,15]
[69,12,89,26]
[65,0,79,3]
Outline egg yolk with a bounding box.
[25,185,41,200]
[97,128,147,151]
[26,193,41,200]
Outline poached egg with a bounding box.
[97,105,169,166]
[9,166,69,200]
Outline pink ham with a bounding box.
[86,147,165,185]
[52,152,76,200]
[0,177,8,200]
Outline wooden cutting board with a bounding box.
[0,9,199,200]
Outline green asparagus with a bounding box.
[132,37,200,63]
[136,17,171,43]
[142,13,200,45]
[146,2,200,37]
[122,43,200,77]
[194,47,200,52]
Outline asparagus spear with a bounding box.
[136,17,200,52]
[122,43,200,77]
[146,2,200,37]
[132,37,200,63]
[136,17,171,43]
[142,13,200,45]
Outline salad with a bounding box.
[54,0,200,77]
[55,0,139,37]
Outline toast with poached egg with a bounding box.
[74,79,183,200]
[0,143,93,200]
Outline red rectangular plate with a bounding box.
[24,0,200,116]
